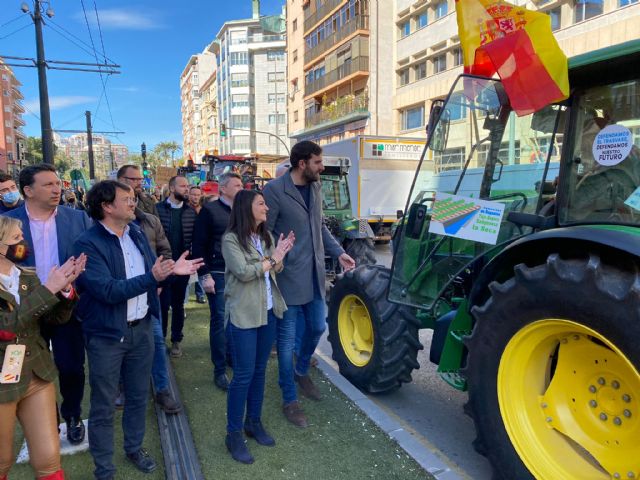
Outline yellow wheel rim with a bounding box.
[338,294,373,367]
[498,319,640,480]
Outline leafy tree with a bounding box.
[24,137,43,165]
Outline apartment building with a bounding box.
[0,60,26,174]
[199,52,220,156]
[288,0,395,145]
[180,51,216,161]
[286,0,306,137]
[55,133,129,176]
[213,0,288,155]
[394,0,640,145]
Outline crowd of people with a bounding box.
[0,140,356,479]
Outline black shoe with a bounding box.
[196,295,207,304]
[126,448,157,473]
[214,373,229,391]
[225,431,254,464]
[65,417,85,445]
[244,418,275,446]
[155,390,182,414]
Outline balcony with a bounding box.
[304,0,345,33]
[305,56,369,97]
[305,93,368,129]
[304,15,369,65]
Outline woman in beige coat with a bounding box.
[221,190,294,464]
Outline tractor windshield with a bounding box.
[559,78,640,224]
[321,174,351,212]
[389,75,564,310]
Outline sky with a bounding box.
[0,0,286,155]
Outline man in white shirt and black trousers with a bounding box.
[73,180,203,480]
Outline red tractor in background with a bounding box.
[178,154,261,196]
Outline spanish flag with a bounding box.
[455,0,569,116]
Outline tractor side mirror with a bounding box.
[427,100,449,153]
[396,209,404,219]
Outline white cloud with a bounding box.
[24,95,96,112]
[76,8,165,30]
[113,86,141,93]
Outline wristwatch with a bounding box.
[267,257,277,268]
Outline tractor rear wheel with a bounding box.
[465,253,640,480]
[344,238,377,267]
[327,265,422,393]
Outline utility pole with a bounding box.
[86,111,95,180]
[32,0,54,164]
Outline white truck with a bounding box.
[321,135,428,241]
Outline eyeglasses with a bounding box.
[122,176,144,182]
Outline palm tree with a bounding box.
[153,141,182,167]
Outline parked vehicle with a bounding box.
[327,40,640,479]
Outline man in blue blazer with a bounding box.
[3,163,93,445]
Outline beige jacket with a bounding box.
[222,231,287,329]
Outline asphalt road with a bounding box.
[318,243,493,480]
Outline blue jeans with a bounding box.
[207,272,227,376]
[226,311,277,433]
[277,287,326,405]
[151,315,169,393]
[86,318,153,480]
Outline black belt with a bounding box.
[127,312,150,328]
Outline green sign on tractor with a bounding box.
[327,40,640,479]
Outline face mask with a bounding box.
[0,240,30,263]
[2,191,20,204]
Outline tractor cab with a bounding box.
[321,156,352,220]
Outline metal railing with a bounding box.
[305,94,368,128]
[304,0,346,32]
[304,15,369,65]
[304,56,369,96]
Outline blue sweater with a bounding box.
[73,222,160,341]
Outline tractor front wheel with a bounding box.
[327,265,422,393]
[465,253,640,480]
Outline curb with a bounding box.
[315,352,463,480]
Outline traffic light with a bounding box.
[142,161,149,177]
[141,142,147,158]
[220,123,226,137]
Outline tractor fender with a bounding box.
[469,225,640,308]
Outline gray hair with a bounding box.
[218,172,242,187]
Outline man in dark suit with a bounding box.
[3,163,92,444]
[263,141,355,427]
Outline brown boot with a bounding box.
[283,401,308,428]
[295,373,322,401]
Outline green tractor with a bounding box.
[327,40,640,479]
[321,156,377,275]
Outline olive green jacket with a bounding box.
[222,232,287,328]
[0,268,75,403]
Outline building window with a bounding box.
[401,105,424,131]
[267,51,285,61]
[231,73,249,88]
[447,93,468,121]
[294,110,299,121]
[575,0,603,22]
[268,72,286,82]
[415,62,427,80]
[230,52,249,65]
[453,48,463,66]
[547,7,561,30]
[231,115,250,128]
[268,114,286,125]
[433,54,447,73]
[435,147,466,172]
[231,94,250,108]
[293,49,298,62]
[400,21,410,38]
[620,0,638,5]
[435,1,448,19]
[1,74,8,81]
[416,12,428,29]
[231,136,251,150]
[292,19,298,31]
[399,68,410,86]
[268,93,286,104]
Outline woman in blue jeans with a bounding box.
[221,190,294,464]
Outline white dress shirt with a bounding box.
[101,223,148,322]
[26,205,59,284]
